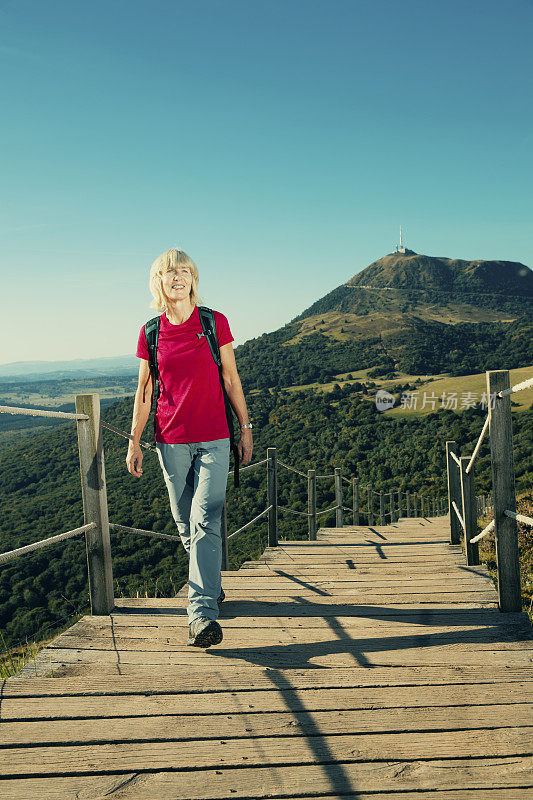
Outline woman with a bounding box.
[126,248,253,648]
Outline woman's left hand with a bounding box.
[238,429,253,465]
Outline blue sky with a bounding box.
[1,0,532,364]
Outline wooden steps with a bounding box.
[2,516,532,798]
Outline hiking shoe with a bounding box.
[187,618,223,647]
[217,588,225,606]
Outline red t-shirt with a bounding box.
[136,306,234,443]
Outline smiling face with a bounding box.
[149,248,202,312]
[161,263,193,303]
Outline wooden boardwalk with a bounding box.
[2,516,533,798]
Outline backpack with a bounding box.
[144,306,240,487]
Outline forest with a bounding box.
[232,316,532,390]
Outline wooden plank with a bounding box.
[120,588,501,601]
[13,658,533,680]
[61,619,527,637]
[212,578,497,589]
[234,563,482,573]
[4,667,531,696]
[266,793,533,800]
[2,758,533,799]
[77,611,521,628]
[3,728,533,777]
[4,704,533,746]
[110,598,504,613]
[17,645,533,669]
[49,626,533,650]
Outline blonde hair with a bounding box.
[148,248,204,311]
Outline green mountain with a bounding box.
[234,250,532,389]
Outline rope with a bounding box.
[341,476,351,484]
[316,474,335,479]
[504,510,533,527]
[227,505,272,540]
[465,415,490,474]
[109,522,182,541]
[452,500,465,532]
[449,451,461,467]
[277,459,308,478]
[278,504,311,517]
[101,421,157,451]
[227,457,268,476]
[0,404,89,421]
[497,376,533,397]
[0,523,96,564]
[470,519,495,544]
[316,504,339,516]
[341,505,352,512]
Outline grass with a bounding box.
[386,365,533,417]
[475,492,533,623]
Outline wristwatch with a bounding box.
[241,422,253,429]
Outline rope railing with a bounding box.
[101,420,156,451]
[465,415,490,474]
[316,504,339,516]
[446,369,530,612]
[0,403,89,421]
[451,501,465,532]
[0,523,96,564]
[470,518,495,544]
[504,510,533,526]
[278,504,311,517]
[226,505,272,540]
[227,457,268,476]
[497,376,533,397]
[277,459,308,478]
[109,522,182,542]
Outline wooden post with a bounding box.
[335,468,343,527]
[379,491,384,525]
[267,447,278,547]
[459,456,479,566]
[406,491,410,518]
[75,394,114,615]
[367,485,373,526]
[446,441,461,545]
[353,479,359,526]
[397,490,402,519]
[221,498,229,571]
[390,491,395,523]
[487,370,521,612]
[308,469,317,541]
[413,493,418,517]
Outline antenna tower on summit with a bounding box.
[396,226,406,254]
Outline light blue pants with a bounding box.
[155,438,230,624]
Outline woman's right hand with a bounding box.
[126,442,144,478]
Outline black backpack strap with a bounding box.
[144,315,161,445]
[198,306,240,488]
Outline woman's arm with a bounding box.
[126,359,153,477]
[220,342,253,465]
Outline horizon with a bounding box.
[1,0,532,364]
[1,245,531,373]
